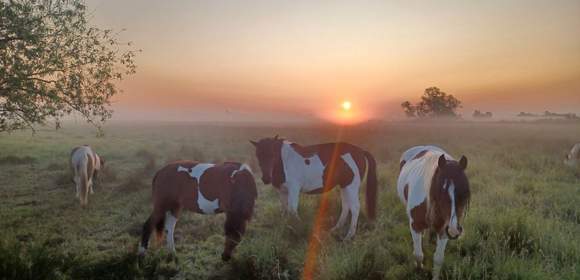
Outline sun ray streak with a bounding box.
[302,127,344,280]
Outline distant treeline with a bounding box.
[517,111,579,120]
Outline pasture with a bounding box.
[0,122,579,280]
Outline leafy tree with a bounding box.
[0,0,137,133]
[401,87,462,118]
[473,110,492,118]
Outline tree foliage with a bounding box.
[0,0,137,132]
[473,110,493,118]
[401,87,462,118]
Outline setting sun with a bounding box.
[341,101,352,111]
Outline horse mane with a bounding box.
[427,160,470,225]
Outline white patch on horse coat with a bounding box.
[281,141,325,193]
[177,163,220,214]
[432,236,449,280]
[230,163,253,178]
[400,145,445,167]
[164,211,178,253]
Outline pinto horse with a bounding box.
[139,161,257,261]
[250,136,377,240]
[397,146,470,280]
[70,145,104,207]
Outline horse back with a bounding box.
[151,161,248,214]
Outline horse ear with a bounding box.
[438,154,447,168]
[459,156,468,170]
[250,140,258,147]
[274,135,279,140]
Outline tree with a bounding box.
[400,87,462,118]
[0,0,137,133]
[473,110,492,118]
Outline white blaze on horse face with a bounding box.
[447,182,460,237]
[281,142,325,192]
[177,164,220,214]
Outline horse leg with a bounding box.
[278,187,289,214]
[164,211,179,254]
[331,188,349,232]
[411,228,424,269]
[89,179,94,194]
[139,216,153,255]
[75,180,80,198]
[287,184,301,220]
[432,236,449,280]
[222,211,247,261]
[343,182,360,240]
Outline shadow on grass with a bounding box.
[0,240,178,280]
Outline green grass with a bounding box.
[0,122,579,279]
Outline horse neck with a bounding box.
[426,160,445,223]
[272,140,286,186]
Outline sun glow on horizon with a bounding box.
[341,100,352,111]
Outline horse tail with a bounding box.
[363,150,378,220]
[139,211,166,253]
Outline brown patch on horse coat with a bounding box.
[404,184,409,201]
[413,150,428,160]
[86,152,95,179]
[399,160,406,170]
[410,200,428,232]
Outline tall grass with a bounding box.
[0,122,579,279]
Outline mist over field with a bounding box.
[2,0,580,279]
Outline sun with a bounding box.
[341,100,352,111]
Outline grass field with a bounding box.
[0,121,579,280]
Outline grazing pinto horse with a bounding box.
[250,136,377,240]
[139,161,256,261]
[70,145,104,207]
[564,143,580,166]
[397,146,470,280]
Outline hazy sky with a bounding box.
[86,0,580,123]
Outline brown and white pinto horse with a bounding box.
[70,145,104,207]
[250,136,377,240]
[397,146,470,280]
[139,161,257,261]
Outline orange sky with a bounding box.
[87,0,580,123]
